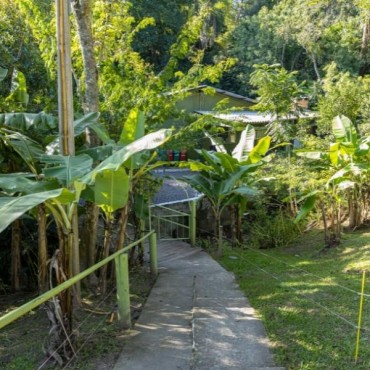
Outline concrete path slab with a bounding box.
[113,240,285,370]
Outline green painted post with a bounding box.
[150,232,158,276]
[115,253,131,328]
[148,205,152,232]
[189,200,196,246]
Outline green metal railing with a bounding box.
[150,200,196,246]
[0,231,158,330]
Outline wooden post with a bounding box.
[115,253,131,328]
[56,0,80,297]
[189,200,196,246]
[150,232,158,276]
[56,0,75,156]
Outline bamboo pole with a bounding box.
[355,271,366,363]
[189,200,196,246]
[56,0,80,302]
[115,253,131,328]
[150,232,158,276]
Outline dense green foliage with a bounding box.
[3,1,370,366]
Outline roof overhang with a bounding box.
[195,110,318,125]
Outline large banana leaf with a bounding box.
[246,136,271,164]
[332,115,357,144]
[0,112,57,132]
[77,144,114,162]
[82,128,171,184]
[200,150,224,176]
[73,112,112,144]
[295,191,319,224]
[205,132,227,153]
[214,152,239,173]
[46,113,111,153]
[0,188,75,233]
[232,125,255,161]
[2,129,45,173]
[94,168,129,214]
[119,109,145,146]
[182,173,215,201]
[220,163,261,195]
[0,174,59,195]
[41,154,93,187]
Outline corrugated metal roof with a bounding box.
[185,85,257,104]
[195,110,317,125]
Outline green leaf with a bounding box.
[82,129,171,184]
[5,130,45,173]
[329,143,339,166]
[247,136,271,164]
[295,151,323,160]
[332,115,357,144]
[0,174,59,195]
[233,186,258,196]
[94,168,129,214]
[41,154,93,187]
[119,108,145,146]
[200,150,224,176]
[205,132,227,153]
[134,193,149,219]
[0,188,74,233]
[295,193,317,223]
[7,69,29,105]
[0,112,57,131]
[232,125,255,161]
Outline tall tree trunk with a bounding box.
[71,0,99,132]
[11,220,21,292]
[71,0,100,278]
[38,204,48,292]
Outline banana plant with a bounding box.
[183,125,271,253]
[295,115,370,244]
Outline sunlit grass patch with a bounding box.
[221,229,370,369]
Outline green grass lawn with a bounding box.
[220,229,370,370]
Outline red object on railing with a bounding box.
[167,150,174,161]
[180,149,187,161]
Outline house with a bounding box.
[166,85,316,158]
[175,85,256,112]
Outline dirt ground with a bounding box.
[0,266,155,370]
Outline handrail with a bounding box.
[0,230,156,330]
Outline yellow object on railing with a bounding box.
[0,231,157,330]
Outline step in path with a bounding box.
[113,240,285,370]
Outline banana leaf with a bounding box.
[94,168,129,214]
[0,188,75,233]
[41,154,93,187]
[332,115,357,144]
[232,125,255,161]
[82,128,171,184]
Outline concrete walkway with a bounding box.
[114,240,285,370]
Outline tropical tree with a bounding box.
[249,64,305,142]
[295,115,370,245]
[183,125,271,254]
